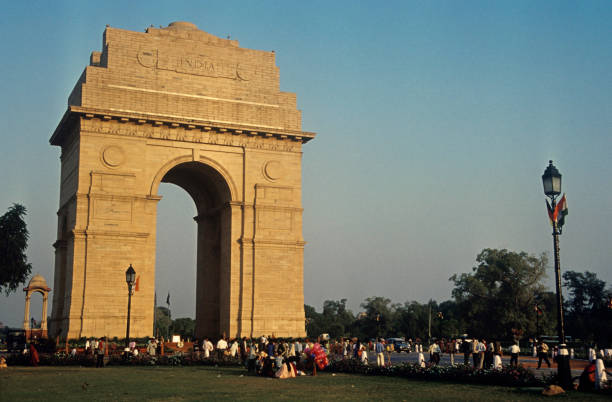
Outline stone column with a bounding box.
[23,293,31,330]
[41,293,49,331]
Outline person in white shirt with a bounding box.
[216,338,228,360]
[417,351,426,368]
[229,339,239,357]
[430,342,441,365]
[360,344,368,364]
[595,359,608,390]
[203,338,213,358]
[509,343,520,367]
[477,340,487,369]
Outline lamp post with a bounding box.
[535,304,540,340]
[541,160,571,388]
[428,303,432,344]
[125,264,136,349]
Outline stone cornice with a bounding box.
[239,238,306,248]
[50,105,315,147]
[73,229,150,239]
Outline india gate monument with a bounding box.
[48,22,314,340]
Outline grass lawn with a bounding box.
[0,365,606,401]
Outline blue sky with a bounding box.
[1,1,611,326]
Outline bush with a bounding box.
[4,351,244,368]
[325,359,546,387]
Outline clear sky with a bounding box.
[1,1,611,327]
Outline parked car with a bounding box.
[387,338,410,353]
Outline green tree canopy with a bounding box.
[0,204,32,295]
[154,306,172,338]
[450,248,548,340]
[563,270,612,344]
[357,296,398,339]
[172,317,195,339]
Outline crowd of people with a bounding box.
[9,334,610,389]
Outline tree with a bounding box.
[304,304,324,338]
[321,299,355,338]
[563,270,612,344]
[172,317,195,339]
[0,204,32,295]
[450,248,548,340]
[357,296,397,339]
[154,306,172,338]
[393,301,430,340]
[304,300,356,338]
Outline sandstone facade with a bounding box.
[49,22,314,339]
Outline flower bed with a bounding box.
[4,351,243,368]
[325,359,547,387]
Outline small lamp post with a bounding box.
[541,160,571,388]
[125,264,136,349]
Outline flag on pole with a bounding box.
[545,194,568,228]
[166,292,170,306]
[546,200,554,224]
[556,194,568,229]
[134,275,140,292]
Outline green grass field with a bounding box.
[0,365,606,401]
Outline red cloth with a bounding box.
[29,343,39,366]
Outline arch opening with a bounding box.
[157,161,233,339]
[28,291,44,329]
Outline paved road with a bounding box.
[366,351,587,376]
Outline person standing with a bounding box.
[375,338,385,367]
[294,339,302,358]
[461,339,471,365]
[537,341,551,369]
[509,342,520,367]
[493,341,503,369]
[203,338,213,359]
[240,337,249,363]
[360,343,368,364]
[485,340,494,369]
[147,338,157,356]
[431,341,441,365]
[216,337,227,360]
[229,339,239,358]
[29,342,39,367]
[477,339,486,369]
[447,339,456,365]
[96,338,105,368]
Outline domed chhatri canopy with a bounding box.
[23,274,51,334]
[24,274,51,292]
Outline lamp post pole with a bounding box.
[126,285,133,347]
[541,161,571,389]
[428,303,432,344]
[551,209,565,346]
[125,265,136,350]
[535,304,540,340]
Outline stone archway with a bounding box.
[23,274,51,339]
[158,160,233,339]
[49,22,314,340]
